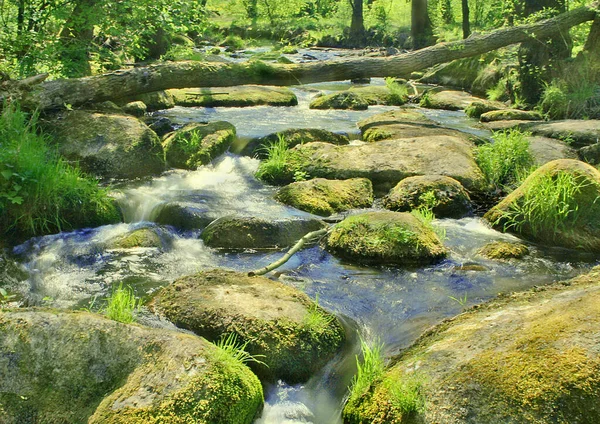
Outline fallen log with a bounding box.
[3,3,597,111]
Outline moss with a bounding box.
[162,121,235,169]
[325,211,447,266]
[362,128,393,143]
[348,86,407,106]
[109,228,163,249]
[275,178,373,216]
[480,109,543,123]
[477,241,529,260]
[309,92,369,110]
[167,85,297,108]
[465,101,502,119]
[149,269,346,384]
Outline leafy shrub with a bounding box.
[0,103,120,239]
[476,129,535,191]
[104,283,140,323]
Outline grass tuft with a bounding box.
[303,293,335,330]
[104,283,140,324]
[255,134,299,184]
[348,338,385,404]
[214,333,267,367]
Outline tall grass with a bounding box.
[387,374,425,415]
[303,294,335,330]
[0,103,119,238]
[104,283,140,323]
[255,134,298,184]
[476,129,535,191]
[348,338,385,404]
[214,333,266,367]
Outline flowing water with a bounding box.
[6,78,597,423]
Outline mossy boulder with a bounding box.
[149,269,346,383]
[343,269,600,423]
[272,135,487,195]
[108,227,165,249]
[162,121,236,169]
[122,101,147,117]
[0,310,263,424]
[420,90,484,111]
[579,142,600,165]
[348,85,408,106]
[46,110,165,180]
[520,119,600,148]
[357,108,472,143]
[383,175,472,218]
[480,109,543,122]
[240,128,349,158]
[324,211,447,266]
[275,178,373,216]
[465,101,504,119]
[135,90,175,111]
[166,86,298,107]
[528,135,577,166]
[477,241,530,260]
[201,216,327,249]
[309,91,369,110]
[155,202,219,230]
[484,159,600,251]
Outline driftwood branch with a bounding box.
[1,3,596,111]
[248,228,328,276]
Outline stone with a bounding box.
[201,216,327,249]
[324,211,447,266]
[155,202,218,231]
[149,269,345,383]
[309,91,369,110]
[527,135,577,166]
[383,175,472,218]
[162,121,236,169]
[477,241,530,260]
[107,227,165,249]
[0,310,263,424]
[275,178,374,216]
[480,109,543,122]
[166,85,298,107]
[465,101,504,119]
[121,101,147,117]
[241,128,349,158]
[420,90,485,111]
[46,111,165,180]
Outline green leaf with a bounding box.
[1,170,13,180]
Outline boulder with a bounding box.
[125,90,175,111]
[162,121,235,169]
[465,101,504,119]
[484,159,600,251]
[240,128,349,158]
[155,202,219,230]
[348,85,408,106]
[480,109,543,122]
[309,91,369,110]
[121,101,147,117]
[201,216,327,249]
[275,178,374,216]
[46,111,165,180]
[521,120,600,148]
[149,269,345,383]
[0,310,263,424]
[477,241,530,260]
[107,227,166,249]
[166,86,298,107]
[343,269,600,423]
[527,136,577,166]
[420,90,484,111]
[578,142,600,165]
[272,136,487,195]
[324,211,447,266]
[383,175,472,218]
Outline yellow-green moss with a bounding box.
[109,228,163,249]
[309,92,369,110]
[477,241,529,260]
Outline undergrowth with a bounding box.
[476,129,535,191]
[0,103,120,239]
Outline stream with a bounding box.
[7,71,597,423]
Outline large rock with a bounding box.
[155,202,219,230]
[241,128,349,158]
[324,211,447,266]
[521,120,600,148]
[0,310,263,424]
[527,135,577,166]
[162,121,236,169]
[119,90,175,112]
[420,89,485,111]
[47,111,165,180]
[149,269,346,383]
[166,86,298,107]
[484,159,600,251]
[275,178,373,216]
[309,91,369,110]
[276,136,487,194]
[107,227,167,249]
[348,85,408,106]
[383,175,472,218]
[343,269,600,423]
[477,241,529,260]
[578,142,600,165]
[480,109,543,122]
[201,216,327,249]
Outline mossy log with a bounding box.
[2,4,597,111]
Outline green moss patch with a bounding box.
[480,109,543,123]
[167,86,298,108]
[477,241,529,260]
[309,92,369,110]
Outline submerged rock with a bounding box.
[167,86,298,107]
[275,178,373,216]
[309,91,369,110]
[275,135,486,195]
[46,110,165,180]
[241,128,349,158]
[477,241,530,260]
[149,269,346,383]
[162,121,236,169]
[343,268,600,423]
[480,109,543,122]
[383,175,472,218]
[485,159,600,251]
[324,211,447,266]
[201,216,327,249]
[420,89,484,111]
[0,310,263,424]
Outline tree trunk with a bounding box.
[349,0,366,47]
[584,16,600,61]
[411,0,434,49]
[58,0,98,77]
[5,4,596,111]
[462,0,470,39]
